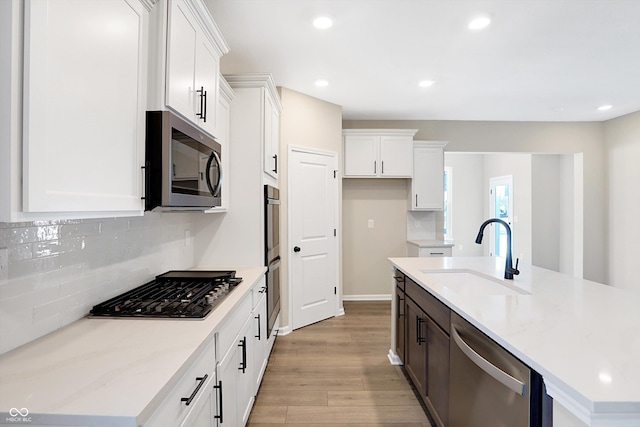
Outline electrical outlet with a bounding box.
[0,248,8,284]
[367,219,374,229]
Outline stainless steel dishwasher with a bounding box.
[449,312,550,427]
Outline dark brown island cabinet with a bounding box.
[395,270,450,427]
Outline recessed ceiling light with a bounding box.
[315,79,329,87]
[418,80,435,88]
[597,104,612,111]
[468,16,491,30]
[313,15,333,29]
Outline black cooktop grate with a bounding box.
[90,270,242,319]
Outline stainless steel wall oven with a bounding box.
[265,185,281,338]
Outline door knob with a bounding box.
[293,246,301,253]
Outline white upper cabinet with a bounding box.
[343,129,417,178]
[224,74,282,187]
[4,0,152,220]
[164,0,227,138]
[408,141,448,211]
[263,92,280,180]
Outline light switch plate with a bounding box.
[367,219,374,229]
[0,248,8,284]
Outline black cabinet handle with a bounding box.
[181,374,208,406]
[397,295,404,317]
[255,314,261,340]
[417,318,426,345]
[382,161,384,174]
[214,380,223,423]
[258,286,266,294]
[196,86,207,122]
[293,246,301,253]
[415,194,418,207]
[273,154,278,173]
[374,160,376,174]
[238,337,247,373]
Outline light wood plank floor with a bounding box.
[247,301,433,426]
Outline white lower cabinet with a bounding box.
[215,277,270,427]
[145,340,216,427]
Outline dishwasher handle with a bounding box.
[451,325,526,396]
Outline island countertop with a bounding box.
[0,266,266,427]
[389,256,640,427]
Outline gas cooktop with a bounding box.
[89,270,242,319]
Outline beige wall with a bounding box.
[278,87,343,328]
[344,120,607,284]
[342,179,408,297]
[604,110,640,290]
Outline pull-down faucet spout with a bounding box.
[475,218,520,280]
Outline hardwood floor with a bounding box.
[247,301,432,426]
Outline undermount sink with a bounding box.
[419,269,531,296]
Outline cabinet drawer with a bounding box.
[406,277,450,334]
[145,340,215,427]
[419,247,452,257]
[217,293,252,358]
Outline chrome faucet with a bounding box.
[475,218,520,280]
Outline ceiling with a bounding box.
[205,0,640,122]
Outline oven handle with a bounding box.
[268,257,281,271]
[205,151,222,197]
[451,325,526,396]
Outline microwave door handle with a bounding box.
[205,151,222,197]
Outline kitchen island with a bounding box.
[389,256,640,427]
[0,266,267,427]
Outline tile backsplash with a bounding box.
[0,213,195,354]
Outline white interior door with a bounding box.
[289,146,338,330]
[489,175,514,257]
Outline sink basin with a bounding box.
[419,270,530,296]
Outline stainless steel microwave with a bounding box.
[144,111,222,211]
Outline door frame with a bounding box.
[287,145,341,332]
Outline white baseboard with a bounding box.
[342,294,392,301]
[388,349,403,366]
[336,307,345,316]
[277,325,292,336]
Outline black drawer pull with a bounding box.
[255,314,261,340]
[181,374,208,406]
[417,318,426,345]
[238,337,247,373]
[214,380,223,423]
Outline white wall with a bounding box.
[532,155,561,271]
[343,179,408,297]
[444,153,484,256]
[0,214,195,354]
[604,111,640,291]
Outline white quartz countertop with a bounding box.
[0,266,266,427]
[406,239,454,248]
[389,256,640,426]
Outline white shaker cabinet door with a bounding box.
[166,0,198,120]
[194,36,220,137]
[343,135,378,176]
[379,136,413,177]
[23,0,147,213]
[410,143,446,210]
